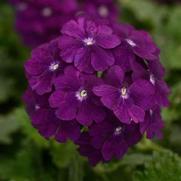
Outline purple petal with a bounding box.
[54,71,80,91]
[55,93,78,121]
[114,103,131,124]
[59,35,82,63]
[98,25,113,35]
[93,84,117,97]
[91,47,115,71]
[56,103,77,121]
[102,139,114,161]
[93,85,119,109]
[61,20,84,38]
[76,101,105,126]
[114,140,128,159]
[104,65,124,86]
[25,59,47,76]
[96,34,121,49]
[49,90,66,108]
[128,105,145,123]
[130,79,155,96]
[55,121,80,143]
[74,48,94,73]
[114,45,135,72]
[29,73,53,95]
[155,80,170,107]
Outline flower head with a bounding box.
[131,57,170,107]
[23,16,170,165]
[23,88,81,142]
[10,0,79,47]
[89,114,141,161]
[94,66,155,124]
[76,113,141,165]
[49,66,106,126]
[81,0,119,21]
[76,132,104,166]
[59,16,121,73]
[140,106,164,139]
[25,39,66,95]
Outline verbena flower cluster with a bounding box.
[23,14,170,165]
[10,0,119,48]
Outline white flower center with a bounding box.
[17,2,27,11]
[121,87,128,99]
[75,89,88,102]
[150,109,153,116]
[150,74,155,85]
[83,37,95,46]
[98,5,109,17]
[49,62,59,72]
[126,39,136,47]
[114,127,122,136]
[35,104,40,110]
[42,7,52,17]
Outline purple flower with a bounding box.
[131,57,170,107]
[10,0,79,47]
[81,0,119,21]
[59,16,121,73]
[25,39,66,95]
[94,66,155,124]
[89,113,141,161]
[114,23,160,62]
[23,88,81,142]
[22,18,170,165]
[49,66,106,126]
[76,132,104,166]
[140,107,164,139]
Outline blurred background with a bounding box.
[0,0,181,180]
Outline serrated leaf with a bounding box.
[134,150,181,181]
[121,153,152,167]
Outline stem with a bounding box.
[136,137,164,153]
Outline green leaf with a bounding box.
[0,110,21,144]
[0,77,14,103]
[162,83,181,123]
[50,141,77,168]
[134,150,181,181]
[120,0,168,27]
[121,153,152,167]
[165,7,181,43]
[0,140,56,181]
[68,152,85,181]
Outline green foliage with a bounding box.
[162,83,181,123]
[0,3,28,105]
[134,150,181,181]
[0,109,21,144]
[50,141,78,168]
